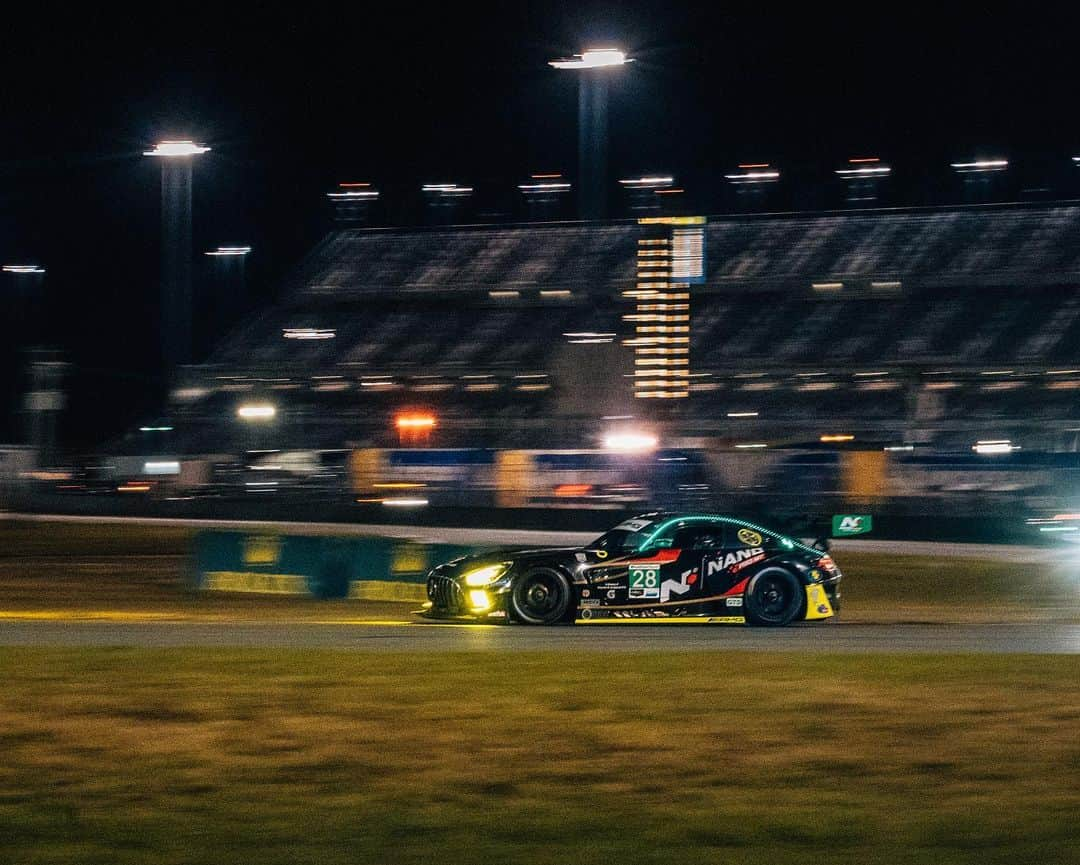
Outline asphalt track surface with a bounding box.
[1,619,1077,653]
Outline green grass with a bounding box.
[0,650,1076,865]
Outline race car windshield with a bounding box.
[588,528,652,553]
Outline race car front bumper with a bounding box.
[424,574,512,621]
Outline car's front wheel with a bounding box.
[510,568,573,625]
[745,567,802,626]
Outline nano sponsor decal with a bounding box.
[736,528,763,547]
[729,552,766,574]
[832,514,872,536]
[580,598,601,607]
[705,547,764,576]
[660,567,699,603]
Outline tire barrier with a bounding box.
[193,530,478,601]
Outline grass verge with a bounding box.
[0,649,1076,865]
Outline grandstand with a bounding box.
[172,201,1080,452]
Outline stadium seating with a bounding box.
[188,202,1080,446]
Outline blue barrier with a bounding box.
[193,531,477,601]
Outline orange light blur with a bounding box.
[118,482,152,493]
[738,163,770,169]
[820,434,855,443]
[396,414,436,430]
[339,182,370,187]
[848,157,880,163]
[555,483,593,497]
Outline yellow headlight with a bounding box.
[463,564,509,587]
[468,590,492,610]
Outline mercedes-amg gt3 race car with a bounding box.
[423,512,842,625]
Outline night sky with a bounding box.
[3,5,1080,445]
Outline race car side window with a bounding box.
[672,524,726,550]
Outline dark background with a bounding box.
[2,4,1079,445]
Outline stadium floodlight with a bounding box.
[549,48,631,69]
[2,264,45,274]
[973,439,1016,455]
[237,403,276,421]
[205,246,251,256]
[143,140,211,157]
[603,431,658,452]
[951,159,1008,173]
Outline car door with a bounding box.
[700,521,772,597]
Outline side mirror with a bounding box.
[812,537,831,552]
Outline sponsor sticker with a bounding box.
[832,514,872,536]
[660,568,699,603]
[725,596,744,607]
[614,518,655,532]
[628,563,660,599]
[580,598,601,607]
[705,547,765,576]
[736,528,763,547]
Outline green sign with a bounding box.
[629,564,660,598]
[832,515,872,536]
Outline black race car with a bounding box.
[422,512,841,626]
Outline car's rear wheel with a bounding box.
[510,568,572,625]
[745,567,802,626]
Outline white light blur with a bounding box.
[727,411,758,418]
[328,190,379,199]
[549,48,631,69]
[725,171,780,184]
[139,426,174,432]
[422,183,473,194]
[143,140,211,157]
[835,166,891,176]
[283,328,335,340]
[143,460,180,475]
[518,182,572,191]
[884,445,915,452]
[603,431,658,452]
[205,246,251,256]
[734,443,768,449]
[973,440,1016,455]
[237,404,276,420]
[382,498,430,507]
[951,159,1008,172]
[619,176,674,187]
[3,265,45,274]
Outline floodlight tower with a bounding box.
[144,139,210,370]
[550,48,632,221]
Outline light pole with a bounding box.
[550,48,632,221]
[144,139,210,371]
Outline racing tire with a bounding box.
[745,567,802,627]
[510,567,573,625]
